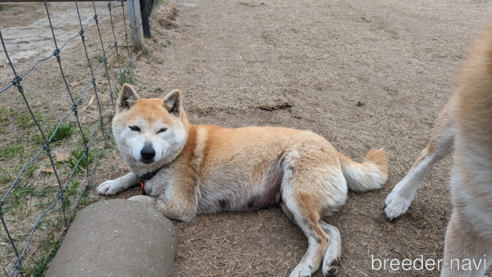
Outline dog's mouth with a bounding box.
[140,159,155,164]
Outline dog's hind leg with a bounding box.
[281,191,330,277]
[319,221,341,276]
[385,98,457,220]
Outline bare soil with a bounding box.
[1,0,492,276]
[122,0,489,276]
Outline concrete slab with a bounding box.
[0,2,111,66]
[46,199,177,277]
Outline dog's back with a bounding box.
[441,25,492,276]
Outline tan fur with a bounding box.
[385,24,492,276]
[99,84,388,277]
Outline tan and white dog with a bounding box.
[385,25,492,276]
[97,83,388,277]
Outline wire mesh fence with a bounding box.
[0,0,144,275]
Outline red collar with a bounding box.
[140,182,146,195]
[136,167,162,195]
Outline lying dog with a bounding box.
[98,84,388,276]
[385,25,492,276]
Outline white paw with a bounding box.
[97,180,125,196]
[322,258,338,276]
[289,263,313,277]
[384,190,413,220]
[322,246,340,276]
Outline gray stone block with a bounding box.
[46,199,177,277]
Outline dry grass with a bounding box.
[0,2,138,274]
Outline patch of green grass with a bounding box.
[25,234,61,277]
[0,4,11,12]
[38,187,52,198]
[6,186,34,212]
[94,55,104,64]
[33,123,74,145]
[143,48,154,59]
[0,144,24,161]
[119,66,135,85]
[154,87,163,93]
[160,40,172,48]
[66,149,94,173]
[0,166,13,185]
[80,195,90,206]
[25,252,47,277]
[91,146,106,160]
[15,113,33,129]
[59,180,80,210]
[47,123,74,142]
[0,174,12,185]
[76,126,91,146]
[65,180,79,197]
[0,107,7,124]
[33,110,49,125]
[33,134,44,145]
[1,265,8,276]
[26,163,40,178]
[62,196,71,210]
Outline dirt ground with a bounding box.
[1,0,492,276]
[126,0,489,276]
[129,0,489,276]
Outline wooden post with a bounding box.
[127,0,145,51]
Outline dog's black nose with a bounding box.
[141,145,155,161]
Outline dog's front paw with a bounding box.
[97,180,125,196]
[384,190,413,220]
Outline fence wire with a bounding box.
[0,0,143,275]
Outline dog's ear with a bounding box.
[117,83,140,113]
[162,89,182,116]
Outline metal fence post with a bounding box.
[127,0,145,51]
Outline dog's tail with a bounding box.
[338,149,388,192]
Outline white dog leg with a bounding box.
[282,200,328,277]
[385,103,456,220]
[319,221,341,276]
[97,172,137,196]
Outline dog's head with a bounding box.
[112,83,189,173]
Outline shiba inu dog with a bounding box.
[97,84,388,276]
[384,25,492,276]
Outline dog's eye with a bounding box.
[157,128,167,134]
[129,126,141,132]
